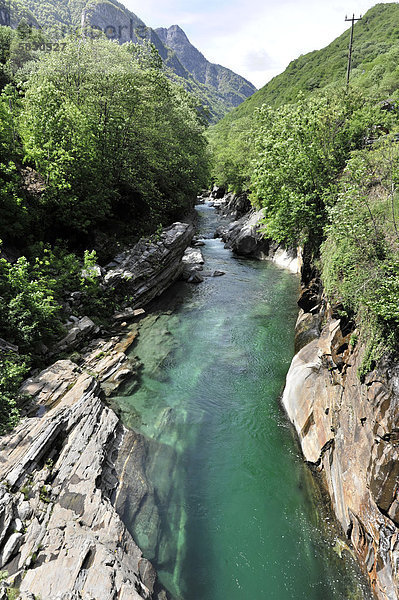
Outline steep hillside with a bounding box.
[209,2,399,188]
[7,0,256,121]
[210,4,399,126]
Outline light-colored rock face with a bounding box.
[104,222,194,308]
[283,304,399,599]
[0,358,156,600]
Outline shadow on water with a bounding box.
[112,204,373,600]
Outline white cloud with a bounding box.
[244,50,278,72]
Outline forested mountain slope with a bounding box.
[209,2,399,163]
[6,0,256,121]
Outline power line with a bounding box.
[345,13,362,88]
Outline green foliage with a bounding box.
[19,38,209,238]
[207,114,253,192]
[0,33,211,434]
[321,136,399,374]
[250,91,387,247]
[0,86,32,244]
[0,351,27,434]
[0,253,63,353]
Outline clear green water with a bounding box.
[113,205,372,600]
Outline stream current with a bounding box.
[113,203,372,600]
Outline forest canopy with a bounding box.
[0,31,210,431]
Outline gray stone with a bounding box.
[104,222,194,307]
[56,317,99,353]
[0,338,18,354]
[0,365,155,599]
[187,272,204,284]
[16,500,32,522]
[182,247,204,265]
[1,532,23,567]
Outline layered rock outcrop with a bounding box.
[104,222,194,307]
[283,294,399,599]
[0,358,161,600]
[213,194,301,273]
[0,221,195,599]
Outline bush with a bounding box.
[0,351,28,434]
[0,252,63,354]
[321,136,399,374]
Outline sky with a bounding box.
[124,0,395,88]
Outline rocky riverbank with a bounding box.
[203,189,301,273]
[0,222,196,600]
[282,280,399,600]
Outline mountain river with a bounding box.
[112,203,372,600]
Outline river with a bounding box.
[112,203,372,600]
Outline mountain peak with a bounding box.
[155,23,256,100]
[156,24,192,48]
[7,0,256,122]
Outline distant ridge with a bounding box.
[6,0,257,122]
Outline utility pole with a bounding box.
[345,13,362,88]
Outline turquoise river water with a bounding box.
[113,204,372,600]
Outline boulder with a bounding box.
[217,209,301,272]
[217,209,270,259]
[182,247,204,266]
[181,246,205,283]
[214,192,251,219]
[104,222,194,307]
[210,185,225,199]
[55,317,99,354]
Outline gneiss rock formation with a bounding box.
[213,192,301,273]
[104,222,194,307]
[0,362,158,600]
[283,287,399,599]
[0,221,194,600]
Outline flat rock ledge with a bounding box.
[282,293,399,600]
[0,354,164,600]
